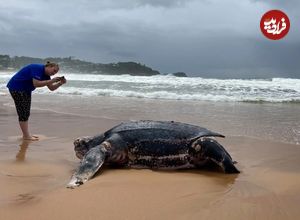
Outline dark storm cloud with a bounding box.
[0,0,299,78]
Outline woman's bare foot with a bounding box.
[23,135,39,141]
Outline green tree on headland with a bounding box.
[0,55,160,76]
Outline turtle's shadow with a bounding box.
[96,164,239,186]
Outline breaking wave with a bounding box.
[1,72,299,103]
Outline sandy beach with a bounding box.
[1,0,300,218]
[1,94,300,220]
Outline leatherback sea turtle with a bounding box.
[67,120,239,188]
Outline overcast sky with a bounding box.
[0,0,299,78]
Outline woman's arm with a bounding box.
[32,77,61,90]
[46,80,63,91]
[46,76,67,91]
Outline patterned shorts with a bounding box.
[9,90,31,122]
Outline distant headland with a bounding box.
[0,54,188,77]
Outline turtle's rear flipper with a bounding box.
[193,138,240,174]
[67,145,106,188]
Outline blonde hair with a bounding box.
[45,61,59,68]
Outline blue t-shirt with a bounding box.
[7,64,50,92]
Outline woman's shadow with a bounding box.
[15,139,32,162]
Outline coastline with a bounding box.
[1,95,300,219]
[2,92,299,145]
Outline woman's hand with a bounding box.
[59,76,67,84]
[51,77,61,84]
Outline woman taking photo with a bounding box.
[7,61,66,141]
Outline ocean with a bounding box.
[1,72,300,145]
[1,72,300,103]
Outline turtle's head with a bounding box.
[74,134,105,159]
[74,136,92,159]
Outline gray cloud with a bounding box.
[0,0,299,78]
[122,0,195,8]
[251,0,300,10]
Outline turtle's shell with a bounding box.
[104,120,224,157]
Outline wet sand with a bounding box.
[1,99,300,220]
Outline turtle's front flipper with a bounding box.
[67,144,108,188]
